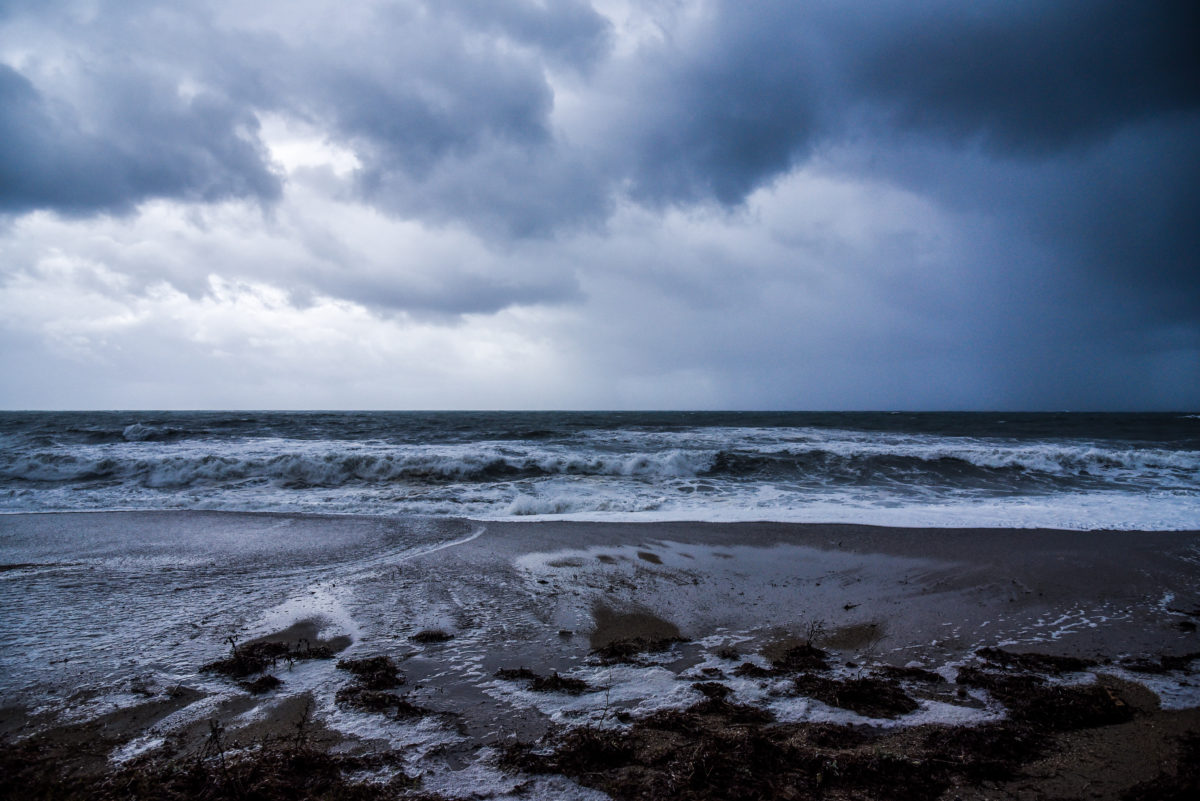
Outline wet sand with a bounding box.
[1,512,1199,799]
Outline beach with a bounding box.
[2,511,1199,799]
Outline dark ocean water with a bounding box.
[1,411,1197,528]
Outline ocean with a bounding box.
[2,411,1197,529]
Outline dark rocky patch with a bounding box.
[410,629,454,643]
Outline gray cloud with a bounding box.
[0,0,1197,409]
[439,0,613,72]
[0,62,280,216]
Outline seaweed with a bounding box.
[920,723,1047,782]
[0,725,424,801]
[691,681,732,701]
[334,685,431,719]
[498,702,994,801]
[876,665,946,684]
[1120,651,1200,674]
[494,667,588,694]
[956,667,1132,731]
[494,667,539,681]
[790,675,920,719]
[530,672,589,695]
[201,636,333,680]
[410,629,454,643]
[335,656,404,690]
[732,662,774,678]
[592,635,686,664]
[768,643,830,673]
[976,646,1095,674]
[239,675,282,695]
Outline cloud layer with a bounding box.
[1,0,1197,409]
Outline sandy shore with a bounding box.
[2,512,1199,799]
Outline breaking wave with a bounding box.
[4,433,1196,490]
[1,411,1197,528]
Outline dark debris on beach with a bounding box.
[334,655,431,720]
[0,723,433,801]
[591,634,688,664]
[202,638,335,680]
[494,667,590,694]
[336,656,405,690]
[498,697,1047,801]
[495,641,1188,801]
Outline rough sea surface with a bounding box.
[2,411,1198,528]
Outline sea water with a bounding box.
[2,411,1197,529]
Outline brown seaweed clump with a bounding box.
[592,636,687,664]
[955,666,1132,731]
[334,655,430,720]
[790,675,920,719]
[975,646,1096,674]
[202,638,335,680]
[496,643,1167,801]
[334,686,431,719]
[769,643,831,673]
[499,697,1038,801]
[1120,651,1200,675]
[0,725,426,801]
[336,656,404,690]
[239,674,283,695]
[494,667,589,694]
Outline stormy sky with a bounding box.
[1,0,1196,410]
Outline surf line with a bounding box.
[399,525,487,562]
[342,524,488,580]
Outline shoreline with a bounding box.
[3,511,1199,799]
[5,503,1200,532]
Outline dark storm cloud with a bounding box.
[615,5,824,206]
[2,0,1197,231]
[852,0,1200,155]
[0,62,280,216]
